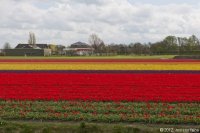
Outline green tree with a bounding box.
[163,36,178,54]
[133,42,144,55]
[187,35,200,51]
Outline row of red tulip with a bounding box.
[0,72,199,102]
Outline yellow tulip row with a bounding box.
[0,63,200,70]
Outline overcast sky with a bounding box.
[0,0,200,47]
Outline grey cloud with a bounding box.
[0,0,200,47]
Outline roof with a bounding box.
[15,44,49,49]
[70,42,91,48]
[64,48,94,51]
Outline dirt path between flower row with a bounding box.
[2,119,199,133]
[5,119,200,129]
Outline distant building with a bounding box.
[5,44,51,56]
[0,49,5,56]
[45,44,66,55]
[64,42,94,56]
[15,44,49,49]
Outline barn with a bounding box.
[4,44,52,56]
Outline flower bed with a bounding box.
[0,72,200,102]
[0,101,199,124]
[0,59,200,124]
[1,63,200,70]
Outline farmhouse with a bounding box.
[5,44,51,56]
[64,42,94,56]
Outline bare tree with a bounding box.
[28,32,36,47]
[3,42,11,49]
[88,33,103,55]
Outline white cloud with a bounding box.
[0,0,200,47]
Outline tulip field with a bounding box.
[0,58,200,124]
